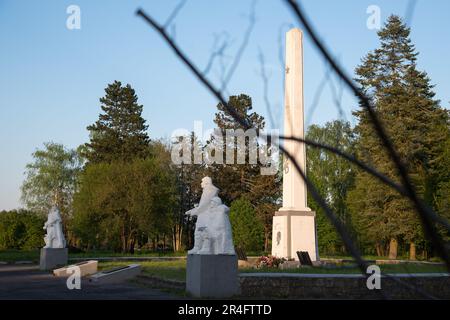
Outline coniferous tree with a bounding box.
[207,94,266,203]
[350,15,449,259]
[84,81,150,163]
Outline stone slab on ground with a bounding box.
[40,248,68,271]
[53,260,98,277]
[186,254,240,298]
[89,264,141,284]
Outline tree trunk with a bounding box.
[178,226,183,251]
[388,238,398,259]
[375,243,383,257]
[129,239,135,254]
[409,242,416,260]
[172,224,183,252]
[121,225,127,253]
[422,249,428,260]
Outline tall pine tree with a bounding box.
[84,81,150,163]
[350,16,449,259]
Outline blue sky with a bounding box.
[1,0,449,210]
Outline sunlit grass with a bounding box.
[98,259,187,281]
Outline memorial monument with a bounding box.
[185,176,240,298]
[271,28,319,261]
[40,206,68,270]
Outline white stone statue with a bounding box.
[43,206,66,249]
[186,177,235,255]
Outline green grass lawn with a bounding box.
[98,260,187,281]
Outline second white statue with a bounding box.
[43,206,66,249]
[185,177,235,255]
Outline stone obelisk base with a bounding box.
[40,248,68,271]
[186,254,240,298]
[271,210,319,261]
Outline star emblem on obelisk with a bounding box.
[285,66,290,74]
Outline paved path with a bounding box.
[0,265,180,300]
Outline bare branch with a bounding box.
[306,63,332,126]
[326,57,347,121]
[163,0,187,29]
[405,0,418,26]
[220,0,257,92]
[136,8,250,128]
[203,32,231,76]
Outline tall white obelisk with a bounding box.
[271,28,319,261]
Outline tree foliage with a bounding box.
[306,120,356,254]
[72,146,176,253]
[21,142,82,224]
[229,197,264,252]
[0,210,45,250]
[83,81,150,163]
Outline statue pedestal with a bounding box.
[186,254,240,298]
[40,248,68,271]
[271,210,319,261]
